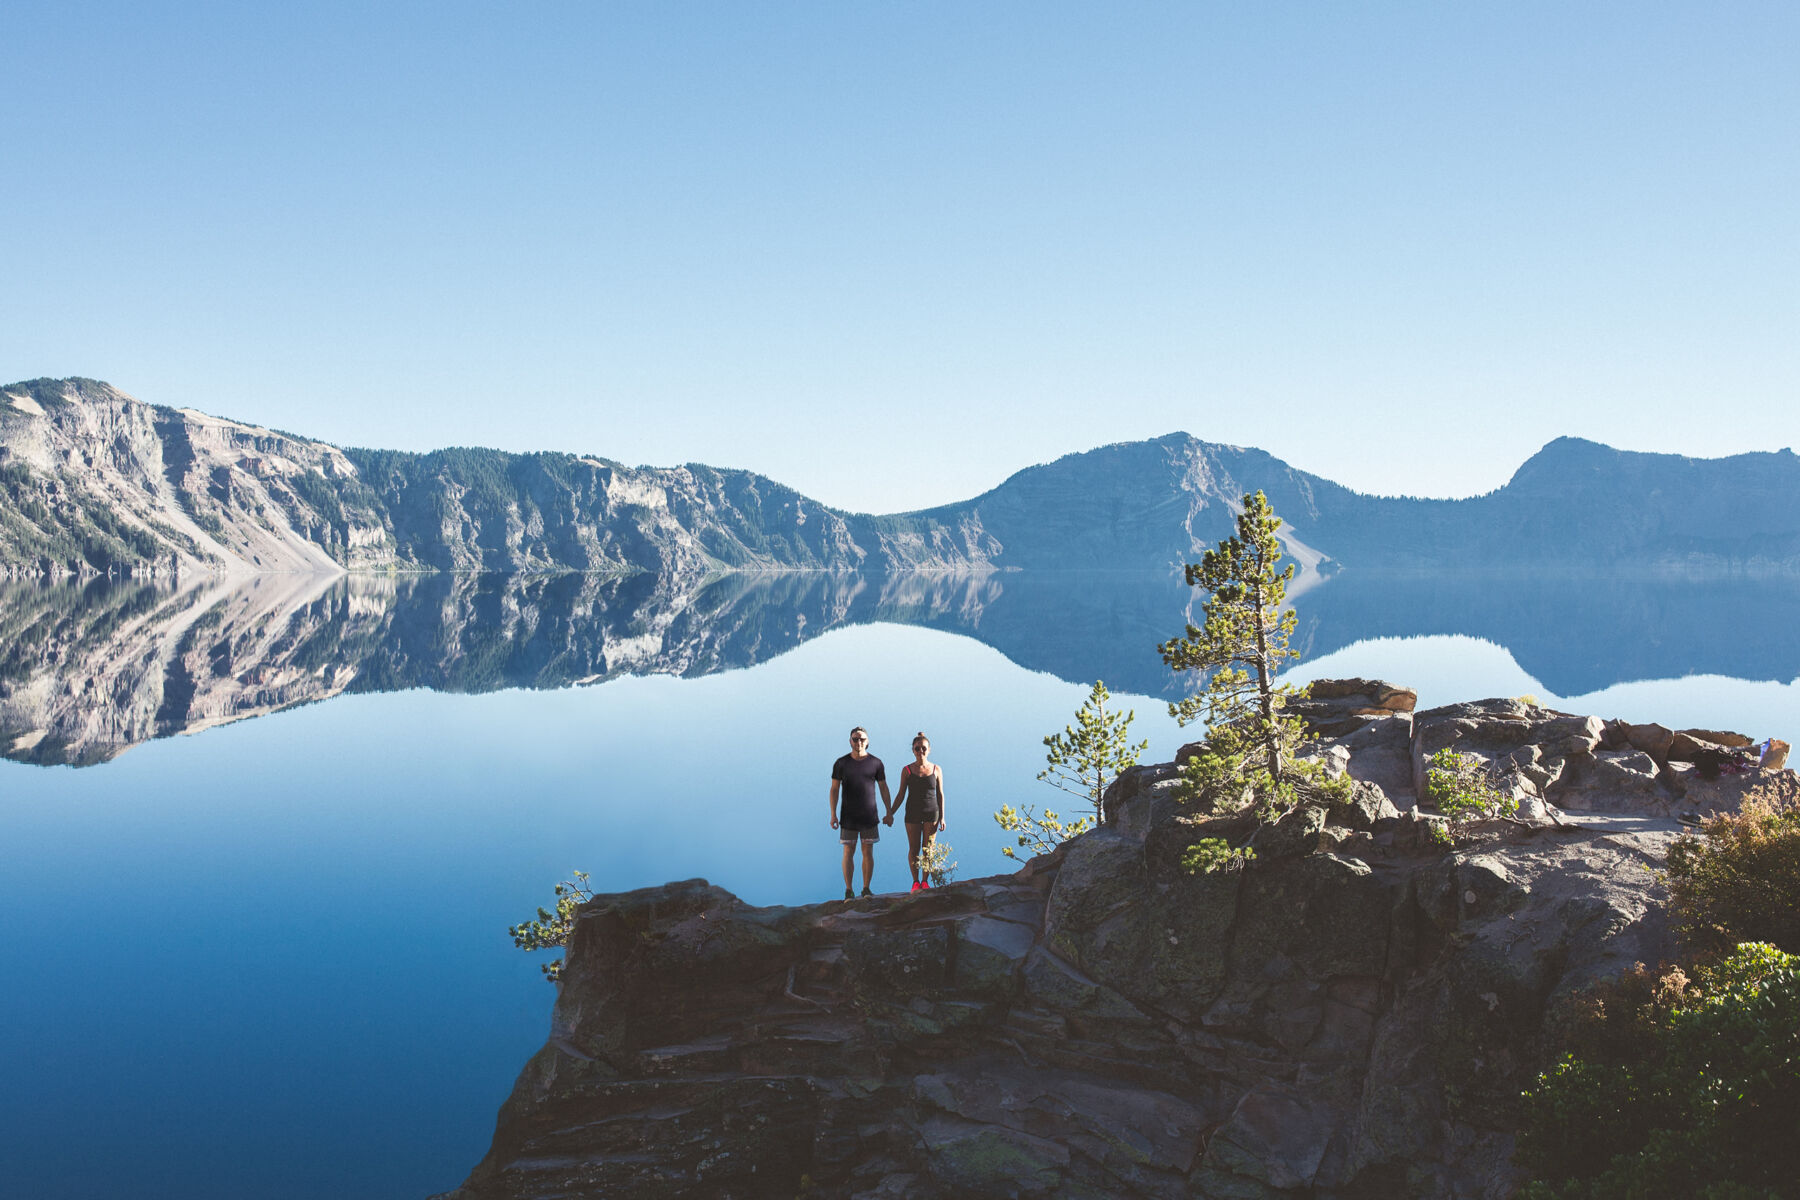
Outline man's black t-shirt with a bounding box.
[832,753,886,828]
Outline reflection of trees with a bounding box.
[3,567,1795,766]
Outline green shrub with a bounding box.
[994,802,1091,859]
[1422,748,1517,820]
[1539,961,1693,1069]
[508,870,595,983]
[1666,800,1800,962]
[919,840,957,887]
[1182,836,1255,874]
[1519,943,1800,1199]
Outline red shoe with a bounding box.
[909,882,922,893]
[921,879,932,889]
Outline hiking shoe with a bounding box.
[844,887,855,900]
[910,882,922,893]
[861,886,873,897]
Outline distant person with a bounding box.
[887,731,947,892]
[830,726,891,899]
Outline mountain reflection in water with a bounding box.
[3,567,1796,767]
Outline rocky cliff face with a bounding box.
[0,378,383,576]
[0,379,1002,579]
[9,378,1800,580]
[435,689,1798,1200]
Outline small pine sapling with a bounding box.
[508,869,595,982]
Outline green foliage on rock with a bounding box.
[1422,747,1518,821]
[508,869,595,983]
[1666,800,1800,961]
[995,802,1091,860]
[1519,942,1800,1199]
[919,839,957,887]
[1180,837,1256,874]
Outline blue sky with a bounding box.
[3,2,1795,513]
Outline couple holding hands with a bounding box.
[828,726,947,899]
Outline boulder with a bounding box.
[1305,677,1418,711]
[1330,779,1402,830]
[1555,748,1669,813]
[1669,730,1730,762]
[1678,727,1754,750]
[1260,802,1328,857]
[1333,713,1417,805]
[1102,760,1183,832]
[1201,1082,1341,1190]
[1668,766,1800,818]
[1288,678,1417,737]
[1622,722,1674,764]
[1411,700,1602,801]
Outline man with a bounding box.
[829,726,891,899]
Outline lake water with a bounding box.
[3,568,1798,1199]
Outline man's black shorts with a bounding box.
[839,823,879,845]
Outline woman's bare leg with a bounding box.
[919,826,937,883]
[906,823,924,883]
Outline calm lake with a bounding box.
[3,568,1798,1199]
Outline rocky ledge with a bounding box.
[436,683,1797,1199]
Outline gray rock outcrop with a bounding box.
[435,686,1792,1200]
[1409,698,1798,820]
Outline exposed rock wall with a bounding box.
[0,378,380,576]
[0,379,1003,579]
[435,689,1779,1200]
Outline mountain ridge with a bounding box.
[5,376,1799,578]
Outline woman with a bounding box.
[888,731,947,892]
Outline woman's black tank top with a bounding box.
[903,765,940,820]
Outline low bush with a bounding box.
[1539,961,1692,1069]
[1666,800,1800,961]
[1519,943,1800,1199]
[1182,836,1255,874]
[994,802,1091,859]
[508,870,594,983]
[1422,748,1517,820]
[919,840,957,887]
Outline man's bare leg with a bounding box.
[841,843,855,892]
[861,842,876,891]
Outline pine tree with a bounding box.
[1038,679,1149,818]
[1159,490,1312,815]
[995,679,1147,859]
